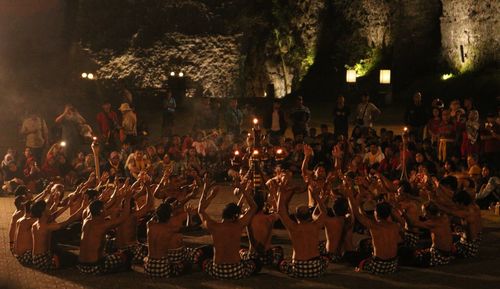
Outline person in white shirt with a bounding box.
[355,94,381,128]
[119,103,137,145]
[264,100,287,145]
[363,143,385,166]
[21,111,48,164]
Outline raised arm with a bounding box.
[344,182,373,229]
[238,183,257,227]
[198,183,217,229]
[301,144,313,179]
[277,182,296,230]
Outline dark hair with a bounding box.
[423,201,439,216]
[222,203,241,220]
[332,198,349,217]
[156,203,172,223]
[14,196,25,210]
[375,202,392,219]
[89,200,104,217]
[254,191,265,213]
[14,185,28,197]
[85,189,99,201]
[452,190,472,206]
[398,180,414,196]
[440,176,458,192]
[295,207,312,222]
[31,200,47,218]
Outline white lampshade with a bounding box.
[346,70,357,83]
[379,70,391,84]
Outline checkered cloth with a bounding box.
[415,247,452,267]
[279,256,329,278]
[240,246,284,266]
[404,231,420,248]
[77,252,127,275]
[203,259,258,279]
[14,251,33,267]
[358,256,398,275]
[32,252,58,271]
[121,243,148,264]
[318,241,342,263]
[144,256,186,278]
[455,235,481,258]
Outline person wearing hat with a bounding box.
[118,103,137,146]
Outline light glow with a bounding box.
[379,70,391,84]
[346,70,357,83]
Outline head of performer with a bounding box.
[222,202,241,222]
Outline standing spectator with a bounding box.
[426,107,441,144]
[225,98,243,137]
[290,96,310,139]
[355,93,381,128]
[437,109,457,162]
[162,91,176,137]
[96,101,120,151]
[20,109,48,164]
[404,92,427,141]
[118,103,137,146]
[461,110,480,158]
[55,105,87,160]
[332,95,350,138]
[264,100,287,145]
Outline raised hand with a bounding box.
[303,144,314,157]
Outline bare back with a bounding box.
[248,212,277,252]
[209,221,244,264]
[147,222,183,258]
[324,216,345,254]
[369,221,401,260]
[288,222,322,261]
[14,217,36,255]
[79,218,107,263]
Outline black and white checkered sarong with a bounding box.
[203,259,258,279]
[415,247,452,267]
[14,251,33,267]
[358,256,398,275]
[144,256,186,278]
[455,236,480,258]
[32,252,57,271]
[318,241,342,263]
[77,253,126,275]
[121,243,148,264]
[404,231,420,248]
[240,246,284,266]
[279,256,329,278]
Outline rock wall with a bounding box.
[440,0,500,72]
[93,33,241,97]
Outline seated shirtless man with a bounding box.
[78,189,133,275]
[278,179,329,278]
[345,183,402,274]
[434,190,482,258]
[31,198,85,271]
[13,201,35,266]
[113,179,154,264]
[144,202,203,278]
[10,196,26,254]
[318,197,353,262]
[198,182,260,279]
[302,145,332,209]
[402,202,453,266]
[395,181,421,249]
[239,191,283,267]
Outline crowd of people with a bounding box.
[4,90,500,280]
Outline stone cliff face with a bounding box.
[440,0,500,72]
[77,0,498,99]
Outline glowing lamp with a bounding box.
[81,72,88,79]
[403,127,408,133]
[87,73,94,80]
[253,150,259,156]
[178,72,184,77]
[346,69,357,83]
[441,73,454,81]
[60,141,67,147]
[92,136,97,141]
[170,72,175,76]
[234,150,240,156]
[276,148,283,155]
[379,70,391,84]
[253,118,259,125]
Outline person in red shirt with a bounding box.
[96,102,120,150]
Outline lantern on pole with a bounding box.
[346,70,357,83]
[379,69,391,84]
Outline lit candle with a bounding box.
[234,150,240,156]
[60,141,67,147]
[253,118,259,125]
[92,136,97,141]
[276,148,283,155]
[403,126,408,133]
[253,149,259,156]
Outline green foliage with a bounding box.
[344,48,382,77]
